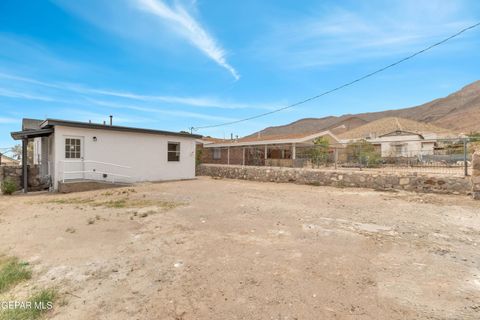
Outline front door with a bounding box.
[63,136,84,180]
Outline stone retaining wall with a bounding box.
[198,164,473,195]
[0,165,50,192]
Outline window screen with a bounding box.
[65,138,81,159]
[168,142,180,161]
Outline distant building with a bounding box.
[200,130,340,167]
[0,154,20,166]
[338,117,459,159]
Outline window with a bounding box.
[168,142,180,161]
[65,138,81,159]
[213,148,221,160]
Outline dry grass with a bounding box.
[0,257,32,293]
[45,197,182,210]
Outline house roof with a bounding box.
[203,130,339,148]
[0,154,19,163]
[378,130,424,138]
[11,118,202,140]
[338,117,456,140]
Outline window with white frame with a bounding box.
[213,148,221,160]
[168,142,180,161]
[65,138,81,159]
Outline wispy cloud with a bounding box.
[254,0,477,68]
[0,88,58,102]
[0,117,18,124]
[85,98,238,122]
[0,71,272,110]
[0,71,241,122]
[134,0,239,80]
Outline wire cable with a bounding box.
[193,21,480,131]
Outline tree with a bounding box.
[9,143,34,163]
[346,140,381,168]
[10,144,22,160]
[309,137,330,168]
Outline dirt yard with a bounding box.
[1,177,480,319]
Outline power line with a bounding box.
[193,21,480,131]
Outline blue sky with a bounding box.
[0,0,479,148]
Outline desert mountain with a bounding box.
[246,80,480,139]
[337,117,455,140]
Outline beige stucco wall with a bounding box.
[372,134,434,157]
[52,125,196,190]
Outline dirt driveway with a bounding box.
[1,177,480,319]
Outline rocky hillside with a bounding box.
[247,80,480,138]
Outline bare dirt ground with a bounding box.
[1,177,480,319]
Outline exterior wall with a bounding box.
[52,126,196,190]
[198,164,472,195]
[373,134,431,157]
[201,146,244,165]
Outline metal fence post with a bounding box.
[334,147,338,170]
[464,138,468,176]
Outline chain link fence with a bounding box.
[200,138,474,176]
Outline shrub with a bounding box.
[346,140,381,168]
[1,178,17,195]
[196,148,203,166]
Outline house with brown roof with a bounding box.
[200,130,340,167]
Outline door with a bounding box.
[63,136,84,180]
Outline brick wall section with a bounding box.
[198,164,472,195]
[472,151,480,200]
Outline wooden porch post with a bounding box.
[242,148,245,166]
[22,137,28,193]
[292,143,296,160]
[227,147,230,165]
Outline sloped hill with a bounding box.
[245,80,480,139]
[338,117,455,140]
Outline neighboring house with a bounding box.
[338,117,458,159]
[11,118,201,192]
[368,130,437,158]
[201,130,340,167]
[0,154,20,166]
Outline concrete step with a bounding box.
[58,179,132,193]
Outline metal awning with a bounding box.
[10,128,54,140]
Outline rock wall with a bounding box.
[0,165,50,192]
[198,164,472,195]
[472,152,480,200]
[0,166,23,190]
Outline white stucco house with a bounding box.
[368,130,437,158]
[11,118,201,192]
